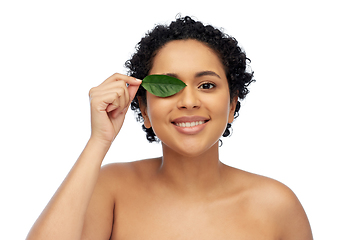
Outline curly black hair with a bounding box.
[125,16,255,143]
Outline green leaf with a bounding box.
[141,74,187,97]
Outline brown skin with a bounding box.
[83,159,312,240]
[27,40,312,240]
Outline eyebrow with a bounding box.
[195,70,221,79]
[165,71,221,79]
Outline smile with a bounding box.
[171,116,210,135]
[174,121,206,128]
[171,116,210,134]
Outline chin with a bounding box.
[161,138,220,158]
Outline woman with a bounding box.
[27,16,313,240]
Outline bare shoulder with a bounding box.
[227,167,313,240]
[81,158,161,239]
[100,157,162,175]
[99,157,162,188]
[243,170,299,207]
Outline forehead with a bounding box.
[150,40,226,78]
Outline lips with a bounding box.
[174,121,206,127]
[172,116,209,125]
[171,116,210,134]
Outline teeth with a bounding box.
[175,121,205,127]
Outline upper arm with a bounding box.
[81,164,116,240]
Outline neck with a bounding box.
[157,141,225,195]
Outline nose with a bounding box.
[176,86,201,110]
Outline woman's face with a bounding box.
[141,39,236,157]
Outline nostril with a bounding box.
[176,91,201,109]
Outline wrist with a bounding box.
[78,137,112,166]
[87,136,112,153]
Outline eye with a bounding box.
[199,82,216,90]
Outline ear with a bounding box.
[228,97,238,123]
[138,97,152,128]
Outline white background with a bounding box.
[1,0,359,239]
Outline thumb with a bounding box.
[128,79,142,102]
[112,79,142,118]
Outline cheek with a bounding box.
[205,93,231,116]
[146,95,171,125]
[145,93,157,120]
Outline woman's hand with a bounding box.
[88,73,142,145]
[26,73,141,240]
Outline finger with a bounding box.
[101,78,140,108]
[102,73,142,86]
[90,81,128,101]
[128,83,141,103]
[110,94,127,118]
[105,87,127,113]
[105,94,121,113]
[95,79,127,92]
[101,83,130,111]
[91,92,120,113]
